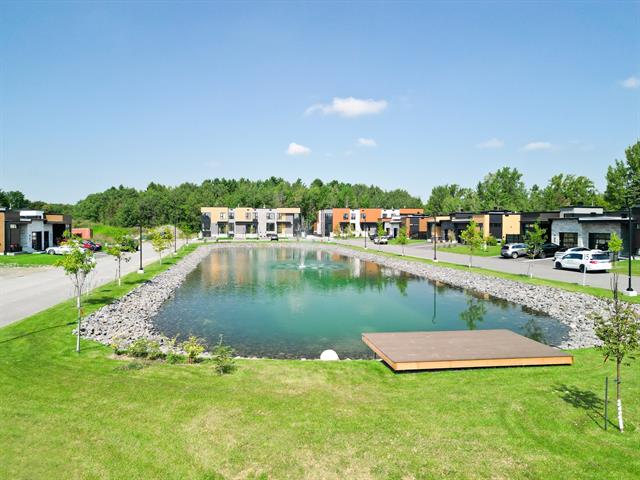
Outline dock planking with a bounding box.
[362,329,573,371]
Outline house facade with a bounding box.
[315,208,424,238]
[201,207,301,239]
[0,209,72,254]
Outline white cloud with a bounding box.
[620,76,640,89]
[476,138,504,149]
[286,142,311,156]
[522,142,553,151]
[305,97,388,118]
[357,137,377,147]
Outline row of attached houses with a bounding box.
[0,208,72,254]
[316,205,640,257]
[200,207,302,239]
[315,208,424,238]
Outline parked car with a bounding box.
[554,251,612,272]
[80,239,102,251]
[530,242,561,259]
[46,245,74,255]
[500,243,528,259]
[553,246,591,261]
[373,235,389,245]
[267,233,279,241]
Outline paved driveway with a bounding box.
[333,238,639,292]
[0,240,187,327]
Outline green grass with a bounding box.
[336,243,640,305]
[1,242,639,478]
[0,253,59,266]
[388,238,425,246]
[73,223,135,243]
[614,259,640,276]
[437,244,502,257]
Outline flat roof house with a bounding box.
[201,207,301,239]
[0,208,72,254]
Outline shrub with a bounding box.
[182,336,206,364]
[486,235,498,246]
[127,338,162,359]
[110,336,128,355]
[115,361,146,371]
[166,352,185,364]
[211,335,236,375]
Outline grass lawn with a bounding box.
[1,244,639,478]
[388,238,425,246]
[437,244,502,257]
[0,253,59,266]
[613,259,640,276]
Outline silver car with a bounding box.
[500,243,528,259]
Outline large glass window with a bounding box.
[589,233,610,250]
[559,232,578,247]
[267,222,276,232]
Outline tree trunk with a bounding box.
[76,290,81,353]
[617,360,624,432]
[118,259,121,286]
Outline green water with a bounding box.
[153,247,569,359]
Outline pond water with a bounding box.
[152,247,569,359]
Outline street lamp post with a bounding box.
[138,224,144,274]
[432,218,438,262]
[626,204,636,296]
[174,221,177,254]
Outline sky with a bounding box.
[1,1,639,204]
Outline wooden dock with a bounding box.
[362,329,573,371]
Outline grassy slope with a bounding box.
[0,243,639,479]
[613,259,640,276]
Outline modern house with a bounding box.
[315,208,424,238]
[550,206,639,255]
[0,208,72,254]
[201,207,301,239]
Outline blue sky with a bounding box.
[1,1,639,203]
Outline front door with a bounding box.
[44,231,50,249]
[31,231,42,251]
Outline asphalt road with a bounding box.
[0,239,187,327]
[332,238,640,292]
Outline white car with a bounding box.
[46,245,88,255]
[373,235,389,245]
[554,251,612,272]
[553,246,591,261]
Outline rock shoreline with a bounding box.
[80,242,627,352]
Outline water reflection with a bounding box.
[152,247,569,358]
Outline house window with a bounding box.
[267,223,276,232]
[219,224,227,234]
[267,213,274,220]
[219,212,225,220]
[559,232,578,248]
[350,213,356,220]
[589,233,611,251]
[229,211,235,219]
[343,213,348,220]
[361,213,366,219]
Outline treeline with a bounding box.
[425,141,639,214]
[2,140,638,229]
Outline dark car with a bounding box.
[267,233,279,242]
[80,239,102,251]
[531,242,561,259]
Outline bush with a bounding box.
[110,336,128,355]
[182,336,206,364]
[486,235,498,246]
[166,352,185,364]
[211,335,236,375]
[127,338,162,359]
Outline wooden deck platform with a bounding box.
[362,329,573,371]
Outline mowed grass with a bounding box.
[614,259,640,276]
[1,243,639,479]
[0,253,59,266]
[437,244,502,257]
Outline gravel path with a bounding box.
[81,242,630,351]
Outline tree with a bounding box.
[179,222,198,244]
[459,298,487,330]
[609,232,623,264]
[55,237,96,352]
[476,167,528,211]
[524,223,547,278]
[538,174,601,209]
[604,141,640,209]
[591,281,640,432]
[150,226,173,264]
[106,234,136,286]
[460,220,483,267]
[425,184,478,215]
[376,222,385,238]
[397,225,408,256]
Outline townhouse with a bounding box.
[200,207,301,239]
[1,208,72,254]
[315,208,424,238]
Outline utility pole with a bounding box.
[138,224,144,274]
[626,204,636,295]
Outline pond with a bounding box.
[152,247,569,359]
